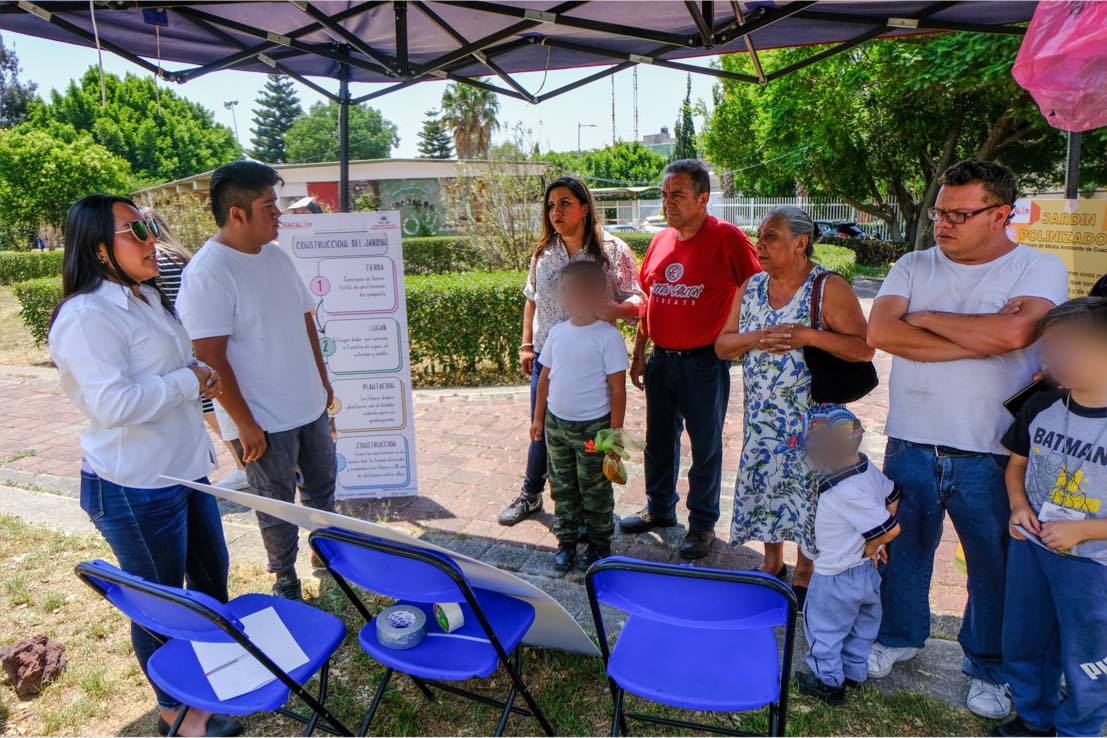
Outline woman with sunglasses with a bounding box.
[48,195,238,737]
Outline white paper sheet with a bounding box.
[164,476,599,656]
[191,606,309,701]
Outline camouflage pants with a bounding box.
[545,412,614,550]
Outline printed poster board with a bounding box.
[277,211,417,499]
[1009,198,1107,297]
[165,477,600,656]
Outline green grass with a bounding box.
[0,514,989,736]
[854,264,891,280]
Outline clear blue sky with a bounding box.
[7,31,720,158]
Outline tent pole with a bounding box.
[339,63,351,212]
[1064,131,1082,200]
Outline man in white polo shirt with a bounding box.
[866,159,1069,718]
[177,161,335,602]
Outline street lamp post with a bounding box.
[224,99,240,144]
[577,122,598,153]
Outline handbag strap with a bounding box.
[808,270,838,330]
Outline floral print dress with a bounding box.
[731,263,826,558]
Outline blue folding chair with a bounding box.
[307,527,555,737]
[75,560,352,736]
[585,556,797,737]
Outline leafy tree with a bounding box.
[24,68,239,185]
[544,141,668,186]
[442,124,543,269]
[417,111,454,158]
[701,35,1107,249]
[0,128,132,247]
[0,39,36,128]
[249,74,303,164]
[440,81,499,159]
[284,101,398,163]
[672,75,698,161]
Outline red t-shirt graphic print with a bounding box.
[639,215,761,350]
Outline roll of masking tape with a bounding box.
[433,602,465,633]
[376,605,426,650]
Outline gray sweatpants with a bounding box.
[232,411,336,574]
[804,561,882,687]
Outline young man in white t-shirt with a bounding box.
[177,161,335,601]
[795,404,900,706]
[532,261,628,572]
[866,159,1070,718]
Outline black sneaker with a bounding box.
[793,584,808,611]
[679,529,715,559]
[619,507,677,534]
[844,677,862,690]
[157,714,243,737]
[796,671,846,706]
[991,717,1055,737]
[498,492,543,526]
[578,545,610,571]
[272,570,302,601]
[553,545,576,572]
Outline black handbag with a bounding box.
[803,271,879,404]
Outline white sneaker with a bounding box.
[216,468,249,491]
[867,642,919,679]
[966,678,1011,720]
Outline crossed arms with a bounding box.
[867,294,1056,362]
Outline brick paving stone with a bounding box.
[0,339,969,615]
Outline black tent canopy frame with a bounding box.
[5,0,1062,210]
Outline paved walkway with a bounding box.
[0,334,968,620]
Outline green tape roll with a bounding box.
[433,602,464,633]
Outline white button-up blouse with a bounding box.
[48,280,212,489]
[524,232,645,354]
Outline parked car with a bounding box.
[607,223,641,233]
[814,220,875,241]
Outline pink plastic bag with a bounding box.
[1011,1,1107,132]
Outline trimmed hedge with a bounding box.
[824,237,910,267]
[401,236,489,275]
[811,243,857,283]
[0,250,64,285]
[12,277,61,345]
[405,271,524,379]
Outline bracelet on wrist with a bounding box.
[519,343,534,351]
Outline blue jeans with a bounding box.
[80,472,230,709]
[643,350,730,532]
[1004,540,1107,736]
[522,358,547,497]
[877,438,1009,683]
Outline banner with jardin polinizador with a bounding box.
[1009,198,1107,297]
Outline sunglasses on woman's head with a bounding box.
[114,218,160,242]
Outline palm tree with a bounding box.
[439,80,500,159]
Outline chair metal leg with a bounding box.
[499,647,555,736]
[303,661,332,736]
[167,706,190,737]
[493,650,522,737]
[359,667,393,736]
[767,701,777,737]
[409,675,436,702]
[610,686,624,737]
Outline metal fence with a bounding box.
[597,195,902,240]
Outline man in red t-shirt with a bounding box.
[622,159,761,559]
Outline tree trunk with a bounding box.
[839,194,903,241]
[913,103,965,251]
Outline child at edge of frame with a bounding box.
[795,403,901,706]
[994,296,1107,738]
[531,260,628,574]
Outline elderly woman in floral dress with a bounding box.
[715,205,872,605]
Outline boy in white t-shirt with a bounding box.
[796,404,901,705]
[532,261,628,572]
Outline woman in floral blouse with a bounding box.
[497,176,644,526]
